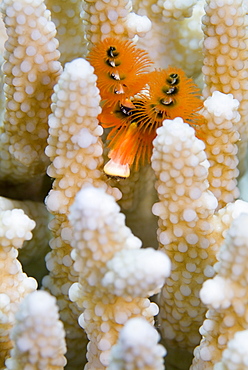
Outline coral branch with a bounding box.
[82,0,151,47]
[4,291,67,370]
[152,117,217,352]
[133,0,204,76]
[69,186,171,368]
[0,196,51,282]
[0,1,248,369]
[45,0,88,64]
[201,91,240,208]
[191,211,248,368]
[0,208,37,367]
[214,330,248,370]
[202,0,248,174]
[43,57,120,367]
[0,0,62,182]
[107,317,166,370]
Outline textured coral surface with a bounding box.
[0,0,248,370]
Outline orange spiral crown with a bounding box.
[87,37,153,106]
[87,38,204,178]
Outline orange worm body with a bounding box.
[87,38,204,178]
[100,67,204,177]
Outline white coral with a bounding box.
[0,208,37,367]
[69,186,169,368]
[107,317,166,370]
[102,248,171,297]
[5,291,67,370]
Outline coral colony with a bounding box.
[0,0,248,369]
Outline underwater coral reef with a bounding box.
[1,0,248,369]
